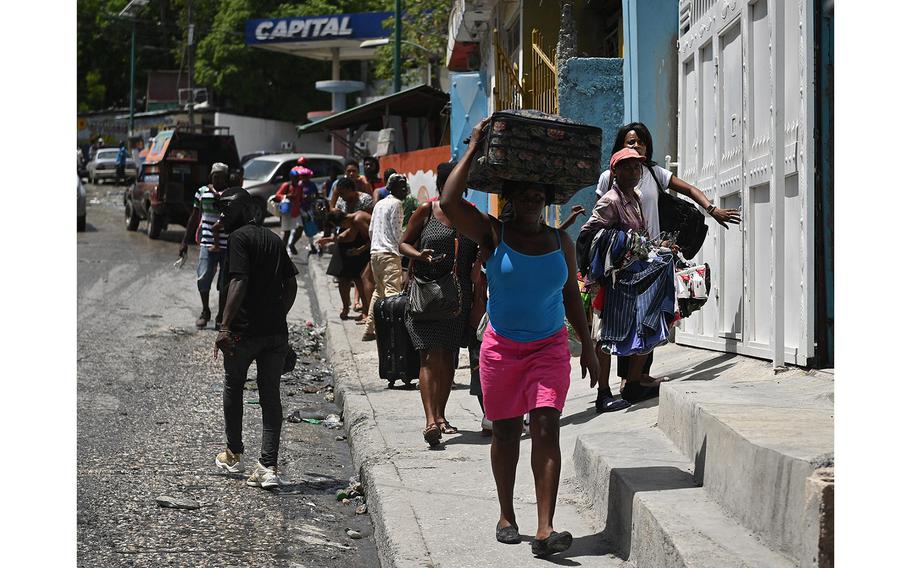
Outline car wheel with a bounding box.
[148,208,164,239]
[77,215,86,232]
[250,197,267,226]
[125,201,140,231]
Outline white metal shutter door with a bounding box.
[717,19,745,340]
[675,0,813,365]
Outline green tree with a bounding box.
[193,0,387,121]
[78,0,187,112]
[370,0,450,91]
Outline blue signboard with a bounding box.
[245,11,393,44]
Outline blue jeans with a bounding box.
[223,333,287,468]
[196,246,225,293]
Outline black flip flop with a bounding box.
[531,531,573,557]
[495,523,521,544]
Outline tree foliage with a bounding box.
[77,0,446,120]
[77,0,185,112]
[370,0,450,91]
[193,0,370,121]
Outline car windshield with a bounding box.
[96,150,119,161]
[243,159,280,182]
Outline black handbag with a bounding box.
[407,237,462,322]
[649,166,709,259]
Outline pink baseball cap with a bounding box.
[610,147,646,171]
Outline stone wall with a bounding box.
[556,57,625,239]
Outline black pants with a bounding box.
[617,352,654,378]
[223,333,287,468]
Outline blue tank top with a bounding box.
[486,227,568,342]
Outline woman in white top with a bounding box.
[593,122,742,403]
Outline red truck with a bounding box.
[124,126,240,239]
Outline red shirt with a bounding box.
[275,181,303,217]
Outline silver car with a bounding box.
[77,175,86,232]
[87,148,138,184]
[242,153,344,225]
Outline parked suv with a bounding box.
[242,153,344,225]
[124,127,240,239]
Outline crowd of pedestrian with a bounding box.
[184,117,740,559]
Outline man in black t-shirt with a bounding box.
[212,187,299,489]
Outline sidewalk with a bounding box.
[306,255,833,568]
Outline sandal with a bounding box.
[620,382,661,403]
[423,424,442,447]
[437,420,458,434]
[531,531,573,557]
[495,522,521,544]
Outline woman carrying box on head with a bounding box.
[439,118,599,559]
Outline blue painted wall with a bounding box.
[449,71,491,213]
[622,0,679,166]
[556,57,625,240]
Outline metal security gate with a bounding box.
[675,0,815,367]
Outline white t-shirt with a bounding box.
[368,194,403,255]
[594,164,672,238]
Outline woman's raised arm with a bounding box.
[439,118,498,251]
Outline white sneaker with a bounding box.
[215,449,244,473]
[247,461,282,489]
[481,415,493,431]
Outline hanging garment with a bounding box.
[675,263,712,318]
[598,252,677,356]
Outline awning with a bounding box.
[297,85,449,134]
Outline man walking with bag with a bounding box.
[212,187,299,489]
[361,174,409,342]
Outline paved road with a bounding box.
[77,183,380,567]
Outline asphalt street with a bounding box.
[77,182,380,567]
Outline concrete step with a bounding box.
[574,427,794,568]
[656,377,834,565]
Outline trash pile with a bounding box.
[285,410,343,430]
[336,476,368,516]
[276,322,335,399]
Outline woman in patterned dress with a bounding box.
[399,163,478,448]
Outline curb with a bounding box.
[307,258,433,568]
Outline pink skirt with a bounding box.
[479,326,571,421]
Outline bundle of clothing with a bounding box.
[577,227,710,358]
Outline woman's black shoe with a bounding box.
[620,381,660,403]
[496,522,521,544]
[531,531,573,557]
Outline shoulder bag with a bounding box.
[407,233,462,322]
[649,165,709,259]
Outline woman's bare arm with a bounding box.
[399,202,435,263]
[439,118,498,251]
[669,175,741,228]
[560,230,600,385]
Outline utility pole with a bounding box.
[117,1,149,137]
[393,0,402,92]
[129,20,136,136]
[187,0,195,126]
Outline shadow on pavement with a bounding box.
[676,353,739,382]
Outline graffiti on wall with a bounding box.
[379,145,452,202]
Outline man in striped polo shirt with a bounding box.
[179,163,231,328]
